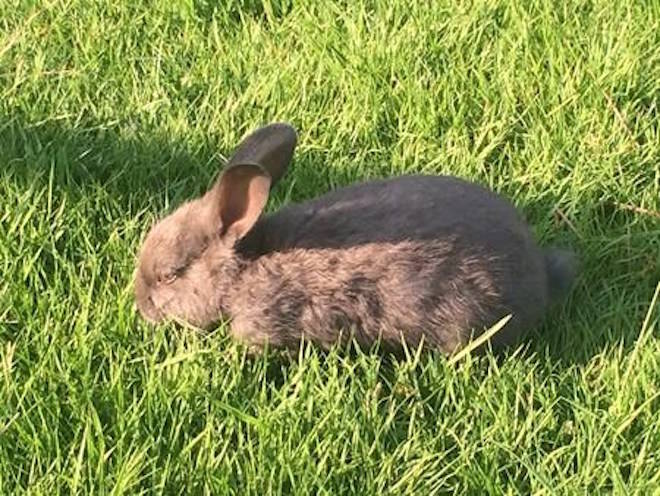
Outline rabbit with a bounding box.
[134,122,577,355]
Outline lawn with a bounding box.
[1,0,659,493]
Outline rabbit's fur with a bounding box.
[135,123,576,355]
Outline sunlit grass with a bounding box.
[1,0,659,493]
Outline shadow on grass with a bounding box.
[1,114,227,210]
[1,113,657,368]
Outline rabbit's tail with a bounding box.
[544,248,577,304]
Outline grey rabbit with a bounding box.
[134,123,576,355]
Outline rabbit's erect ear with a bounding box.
[209,164,271,240]
[226,122,297,186]
[203,123,297,240]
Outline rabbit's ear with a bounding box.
[225,122,297,186]
[209,164,271,240]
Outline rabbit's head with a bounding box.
[134,123,297,328]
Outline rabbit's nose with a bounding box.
[134,278,164,323]
[136,295,164,323]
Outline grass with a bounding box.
[1,0,659,493]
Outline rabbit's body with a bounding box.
[135,124,576,355]
[232,175,549,352]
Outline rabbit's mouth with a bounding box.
[134,277,166,323]
[136,296,165,323]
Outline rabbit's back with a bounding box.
[232,175,549,352]
[257,175,532,250]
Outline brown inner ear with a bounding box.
[215,164,271,240]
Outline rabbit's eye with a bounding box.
[158,271,178,285]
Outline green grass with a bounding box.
[1,0,659,493]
